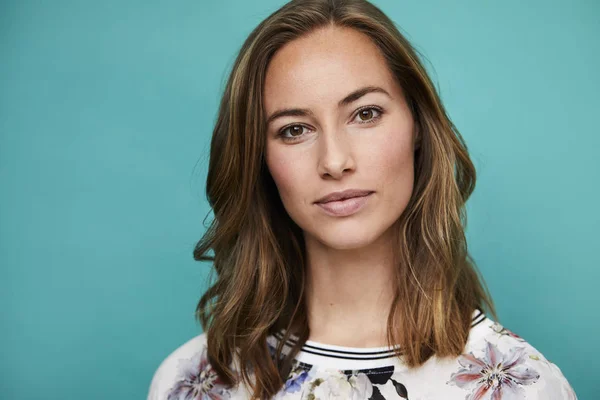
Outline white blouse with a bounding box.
[147,309,577,399]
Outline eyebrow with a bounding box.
[265,85,391,125]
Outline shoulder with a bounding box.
[146,333,209,400]
[447,316,578,399]
[147,333,252,400]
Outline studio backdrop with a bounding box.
[1,0,597,398]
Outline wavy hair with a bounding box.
[193,0,497,398]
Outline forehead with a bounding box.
[263,26,400,112]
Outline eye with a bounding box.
[278,124,310,142]
[353,106,383,124]
[276,106,384,143]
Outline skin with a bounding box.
[264,25,417,347]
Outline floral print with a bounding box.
[447,340,540,399]
[300,368,373,400]
[167,346,231,400]
[490,322,525,342]
[150,314,576,399]
[281,364,309,394]
[273,361,409,400]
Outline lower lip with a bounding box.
[315,193,373,217]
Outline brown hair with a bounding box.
[193,0,497,398]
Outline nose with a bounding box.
[317,129,356,179]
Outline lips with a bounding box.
[315,191,373,217]
[315,189,374,204]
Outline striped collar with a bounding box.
[266,308,487,370]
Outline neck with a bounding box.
[303,227,397,348]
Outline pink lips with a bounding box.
[314,189,374,217]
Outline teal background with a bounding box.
[1,0,597,398]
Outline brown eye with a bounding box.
[358,109,374,121]
[278,124,309,142]
[354,107,382,124]
[289,125,304,136]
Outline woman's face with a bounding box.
[264,26,416,250]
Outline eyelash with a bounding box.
[277,105,384,143]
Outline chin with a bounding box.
[322,239,374,251]
[308,227,383,250]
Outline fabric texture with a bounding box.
[147,309,577,399]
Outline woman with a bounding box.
[148,0,577,399]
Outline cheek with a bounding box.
[371,127,414,174]
[366,127,415,203]
[265,149,307,205]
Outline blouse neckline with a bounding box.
[266,308,487,370]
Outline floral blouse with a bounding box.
[147,309,577,399]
